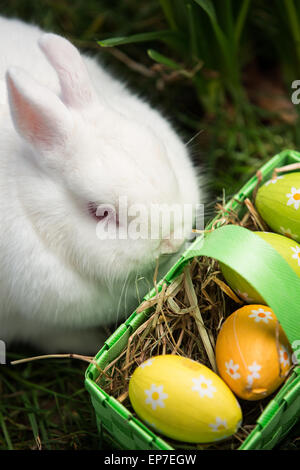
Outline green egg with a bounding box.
[220,231,300,304]
[255,172,300,242]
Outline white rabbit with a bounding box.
[0,16,202,354]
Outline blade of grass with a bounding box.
[2,368,83,402]
[148,48,202,78]
[283,0,300,65]
[192,0,217,22]
[0,411,14,450]
[147,48,182,70]
[192,0,232,76]
[222,0,235,39]
[22,393,41,449]
[98,29,185,53]
[159,0,178,30]
[98,30,172,47]
[234,0,251,46]
[185,1,199,59]
[32,392,51,450]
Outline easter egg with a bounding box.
[216,305,293,401]
[128,355,242,443]
[220,231,300,304]
[255,172,300,242]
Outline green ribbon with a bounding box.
[180,225,300,346]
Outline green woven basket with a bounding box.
[85,149,300,450]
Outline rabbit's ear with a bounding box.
[39,33,96,109]
[6,67,73,151]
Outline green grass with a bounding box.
[1,0,300,450]
[98,0,300,194]
[0,352,100,450]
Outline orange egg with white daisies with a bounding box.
[215,305,293,401]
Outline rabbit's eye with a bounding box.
[88,201,108,221]
[87,201,118,225]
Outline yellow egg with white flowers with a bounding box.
[128,355,242,443]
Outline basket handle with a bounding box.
[180,225,300,346]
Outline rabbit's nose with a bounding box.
[160,234,185,255]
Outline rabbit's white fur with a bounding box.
[0,16,201,353]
